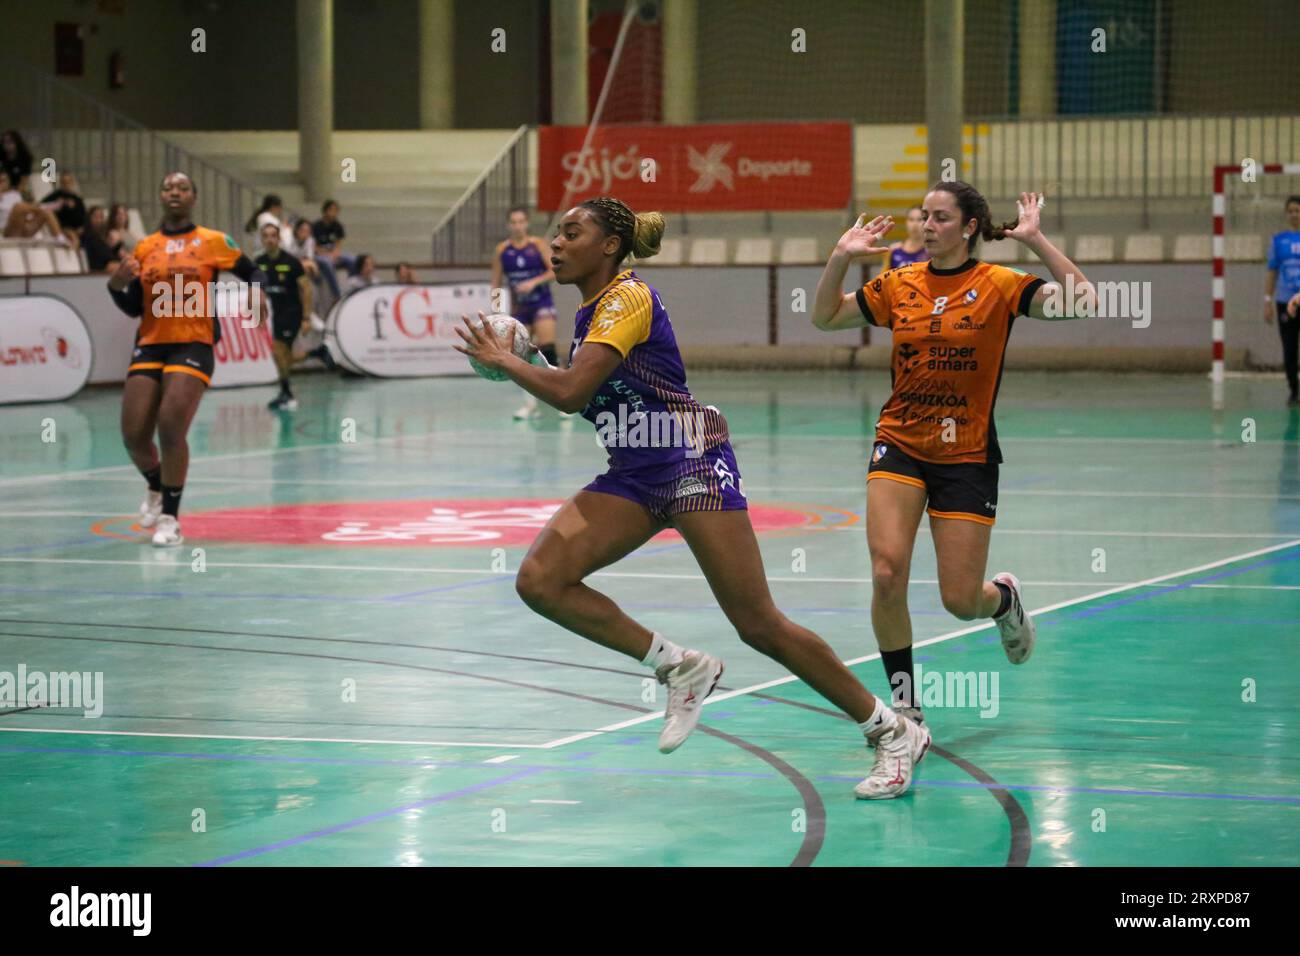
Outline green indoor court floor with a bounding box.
[0,369,1297,866]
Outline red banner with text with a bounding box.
[538,123,852,211]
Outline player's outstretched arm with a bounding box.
[1006,192,1095,320]
[812,214,893,331]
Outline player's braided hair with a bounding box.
[578,196,664,263]
[928,180,1020,251]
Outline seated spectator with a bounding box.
[395,262,417,284]
[284,217,330,284]
[40,171,87,243]
[81,205,123,271]
[1,130,33,198]
[344,253,376,293]
[106,203,141,255]
[313,199,355,273]
[0,168,64,241]
[245,194,285,248]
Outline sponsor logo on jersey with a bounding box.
[675,476,709,499]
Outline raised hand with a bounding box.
[1004,191,1044,243]
[835,214,895,260]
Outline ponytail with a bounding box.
[579,196,666,263]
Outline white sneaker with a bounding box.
[138,490,164,529]
[512,395,539,420]
[655,651,724,754]
[151,514,183,548]
[855,716,932,800]
[993,571,1036,664]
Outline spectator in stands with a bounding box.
[81,205,123,271]
[395,262,417,284]
[0,168,64,241]
[313,199,355,274]
[107,203,141,255]
[245,194,285,239]
[344,253,375,293]
[40,171,88,244]
[0,130,32,198]
[283,217,322,278]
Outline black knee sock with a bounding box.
[540,344,558,368]
[880,646,915,708]
[279,377,291,396]
[141,465,162,493]
[162,485,183,518]
[993,581,1012,618]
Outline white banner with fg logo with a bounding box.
[0,295,94,404]
[326,282,492,377]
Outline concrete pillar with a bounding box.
[662,0,697,124]
[1019,0,1056,117]
[419,0,454,129]
[297,0,334,202]
[924,0,964,188]
[550,0,588,125]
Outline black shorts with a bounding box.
[272,311,303,345]
[127,341,214,386]
[867,440,998,525]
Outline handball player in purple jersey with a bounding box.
[886,205,930,270]
[493,206,560,419]
[455,196,931,799]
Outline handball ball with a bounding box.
[468,313,547,381]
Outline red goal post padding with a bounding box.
[1212,162,1300,384]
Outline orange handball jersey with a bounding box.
[856,259,1043,465]
[134,226,243,345]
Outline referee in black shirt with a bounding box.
[255,222,313,410]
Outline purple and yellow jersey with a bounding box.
[498,238,555,309]
[570,270,729,477]
[889,244,930,270]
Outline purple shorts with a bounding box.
[515,303,557,327]
[584,441,748,523]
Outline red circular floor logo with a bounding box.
[165,498,819,547]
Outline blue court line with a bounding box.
[5,743,1295,805]
[1072,546,1300,619]
[193,767,545,867]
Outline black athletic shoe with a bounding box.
[312,345,339,371]
[268,393,298,411]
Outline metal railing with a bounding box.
[966,113,1300,223]
[430,125,529,265]
[2,59,261,242]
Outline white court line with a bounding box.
[2,555,1298,590]
[0,725,547,748]
[484,754,520,763]
[536,536,1300,749]
[0,430,443,489]
[530,799,581,804]
[3,539,1294,751]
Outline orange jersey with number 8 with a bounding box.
[856,259,1043,464]
[133,226,243,345]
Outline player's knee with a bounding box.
[734,610,784,655]
[156,413,188,451]
[941,588,982,621]
[871,559,908,602]
[515,559,558,612]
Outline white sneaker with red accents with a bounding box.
[855,716,932,800]
[655,651,724,754]
[993,571,1036,664]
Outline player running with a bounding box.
[107,172,268,546]
[456,196,931,800]
[812,182,1095,720]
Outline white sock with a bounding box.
[857,696,900,740]
[641,632,686,671]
